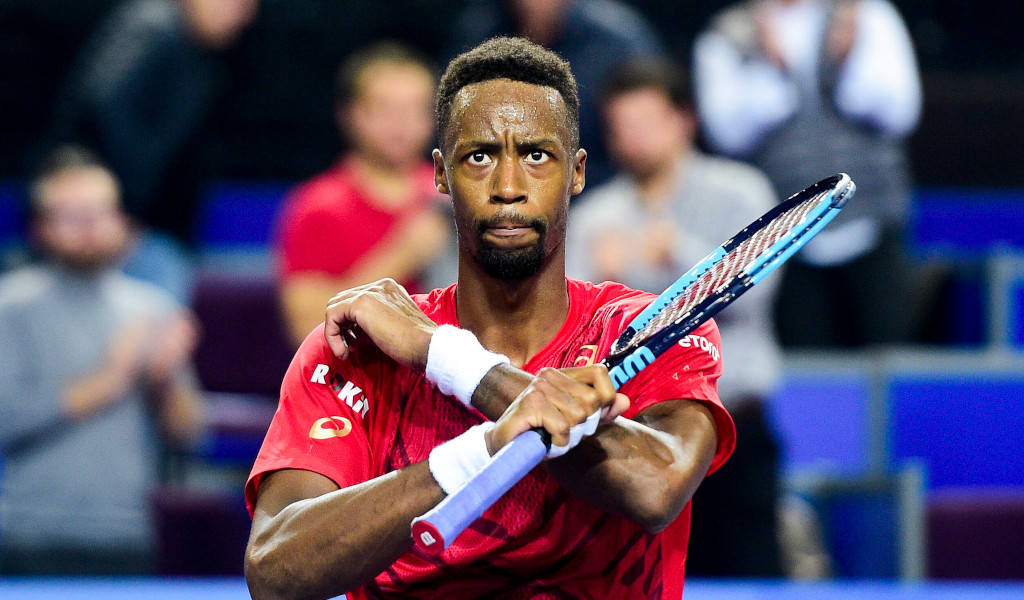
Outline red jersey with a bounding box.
[246,279,735,600]
[275,157,440,293]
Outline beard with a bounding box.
[471,213,549,281]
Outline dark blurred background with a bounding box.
[2,0,1023,587]
[2,0,1022,187]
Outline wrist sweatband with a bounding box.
[425,324,510,407]
[428,422,496,495]
[546,409,602,458]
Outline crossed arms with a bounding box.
[245,279,720,600]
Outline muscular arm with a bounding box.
[245,280,720,598]
[473,365,719,532]
[246,463,444,600]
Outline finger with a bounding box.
[556,365,618,411]
[601,393,631,424]
[519,380,574,448]
[324,290,365,359]
[535,369,596,425]
[490,388,569,451]
[324,312,351,360]
[545,407,583,459]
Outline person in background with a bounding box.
[0,146,205,575]
[46,0,261,302]
[275,41,450,346]
[693,0,923,347]
[445,0,664,188]
[567,58,785,577]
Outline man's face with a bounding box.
[434,78,586,280]
[35,167,129,271]
[603,88,693,180]
[183,0,259,48]
[344,62,435,169]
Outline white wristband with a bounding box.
[546,409,602,458]
[425,325,510,407]
[428,422,496,495]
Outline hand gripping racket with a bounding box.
[411,173,856,553]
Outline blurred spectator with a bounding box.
[694,0,924,347]
[275,42,449,346]
[45,0,260,300]
[567,58,785,576]
[0,146,205,575]
[446,0,664,187]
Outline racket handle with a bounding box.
[411,429,547,554]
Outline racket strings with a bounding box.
[626,191,828,347]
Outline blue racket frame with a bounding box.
[411,173,855,553]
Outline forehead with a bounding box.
[38,167,119,209]
[607,87,673,111]
[354,61,433,98]
[447,79,570,148]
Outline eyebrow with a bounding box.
[454,138,561,153]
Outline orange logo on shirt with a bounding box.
[309,416,353,439]
[573,345,599,367]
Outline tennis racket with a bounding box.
[411,172,856,553]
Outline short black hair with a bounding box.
[29,145,116,215]
[436,36,580,151]
[335,40,435,107]
[599,58,693,110]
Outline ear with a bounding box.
[432,149,449,194]
[570,148,587,196]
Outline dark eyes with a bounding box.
[467,152,492,165]
[525,151,549,164]
[464,150,550,165]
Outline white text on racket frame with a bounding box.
[677,335,720,361]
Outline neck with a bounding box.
[454,249,569,367]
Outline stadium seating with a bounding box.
[927,487,1024,580]
[910,187,1024,259]
[773,350,1024,580]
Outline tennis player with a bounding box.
[244,37,736,600]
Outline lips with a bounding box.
[486,224,533,237]
[479,218,540,247]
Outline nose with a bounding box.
[489,153,527,204]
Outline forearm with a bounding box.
[546,401,718,532]
[153,376,205,446]
[693,32,798,155]
[833,1,921,134]
[471,367,718,531]
[0,382,68,450]
[246,462,444,600]
[64,361,133,420]
[0,363,131,452]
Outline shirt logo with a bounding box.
[677,334,720,361]
[311,364,329,384]
[330,375,370,418]
[573,345,599,367]
[309,364,371,419]
[310,416,352,439]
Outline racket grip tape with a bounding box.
[412,429,548,553]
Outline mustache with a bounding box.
[475,212,547,235]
